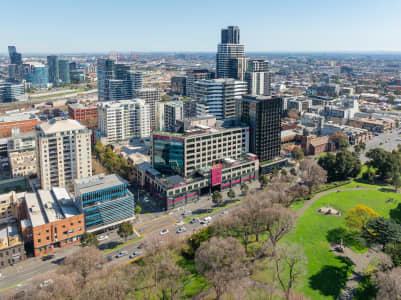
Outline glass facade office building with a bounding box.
[152,135,185,176]
[26,66,49,89]
[74,174,135,232]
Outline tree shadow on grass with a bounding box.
[327,227,367,251]
[390,203,401,224]
[379,188,396,193]
[309,256,354,298]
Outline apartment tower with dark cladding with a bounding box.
[240,95,282,162]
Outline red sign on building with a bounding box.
[211,165,222,186]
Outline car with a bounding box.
[97,235,109,241]
[160,229,169,235]
[40,279,54,288]
[115,250,128,258]
[199,220,207,226]
[176,227,186,233]
[143,196,150,203]
[220,210,228,215]
[203,216,212,222]
[41,254,54,261]
[190,218,199,224]
[137,243,145,249]
[129,251,142,259]
[181,210,192,216]
[107,255,113,262]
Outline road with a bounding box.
[0,180,260,294]
[360,128,401,163]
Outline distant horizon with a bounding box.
[3,50,401,57]
[2,1,401,54]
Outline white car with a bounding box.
[115,250,128,258]
[204,216,212,222]
[129,251,142,259]
[97,235,109,241]
[160,229,169,235]
[40,279,54,288]
[176,227,186,234]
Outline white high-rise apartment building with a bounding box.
[194,79,247,120]
[132,88,161,129]
[245,60,271,96]
[97,99,150,144]
[36,119,92,190]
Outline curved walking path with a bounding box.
[295,186,379,300]
[296,187,378,217]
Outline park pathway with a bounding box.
[296,187,378,217]
[295,186,380,300]
[335,246,379,300]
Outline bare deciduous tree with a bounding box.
[195,237,247,300]
[374,267,401,300]
[299,158,327,194]
[61,246,105,284]
[272,244,307,300]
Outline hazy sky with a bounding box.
[2,0,401,53]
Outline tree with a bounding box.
[259,174,269,189]
[272,244,307,300]
[392,172,401,192]
[318,150,361,182]
[330,132,350,150]
[212,191,223,206]
[62,247,105,284]
[272,168,279,177]
[366,148,401,180]
[385,242,401,266]
[291,147,304,161]
[259,205,295,257]
[290,167,297,176]
[117,222,133,242]
[345,204,379,232]
[195,237,247,300]
[80,232,99,248]
[227,189,236,201]
[134,204,142,215]
[363,166,376,182]
[299,159,327,194]
[363,217,401,248]
[240,183,249,195]
[374,267,401,299]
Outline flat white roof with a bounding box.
[38,119,85,134]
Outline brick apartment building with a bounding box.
[0,119,42,138]
[21,188,84,256]
[68,103,98,129]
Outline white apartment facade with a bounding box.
[36,119,92,190]
[97,99,150,144]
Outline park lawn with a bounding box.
[253,186,401,300]
[102,236,143,253]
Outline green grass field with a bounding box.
[254,184,401,300]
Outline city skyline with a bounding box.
[2,0,401,53]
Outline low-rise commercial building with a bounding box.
[0,223,26,268]
[22,188,84,256]
[74,174,135,232]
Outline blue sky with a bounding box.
[2,0,401,53]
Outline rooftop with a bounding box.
[38,119,87,134]
[74,174,128,195]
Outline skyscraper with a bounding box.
[36,119,92,190]
[241,95,282,162]
[186,69,213,98]
[194,79,247,120]
[8,46,23,81]
[216,26,247,80]
[25,65,49,89]
[97,59,136,101]
[47,55,59,86]
[132,88,161,129]
[58,60,71,84]
[245,60,271,96]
